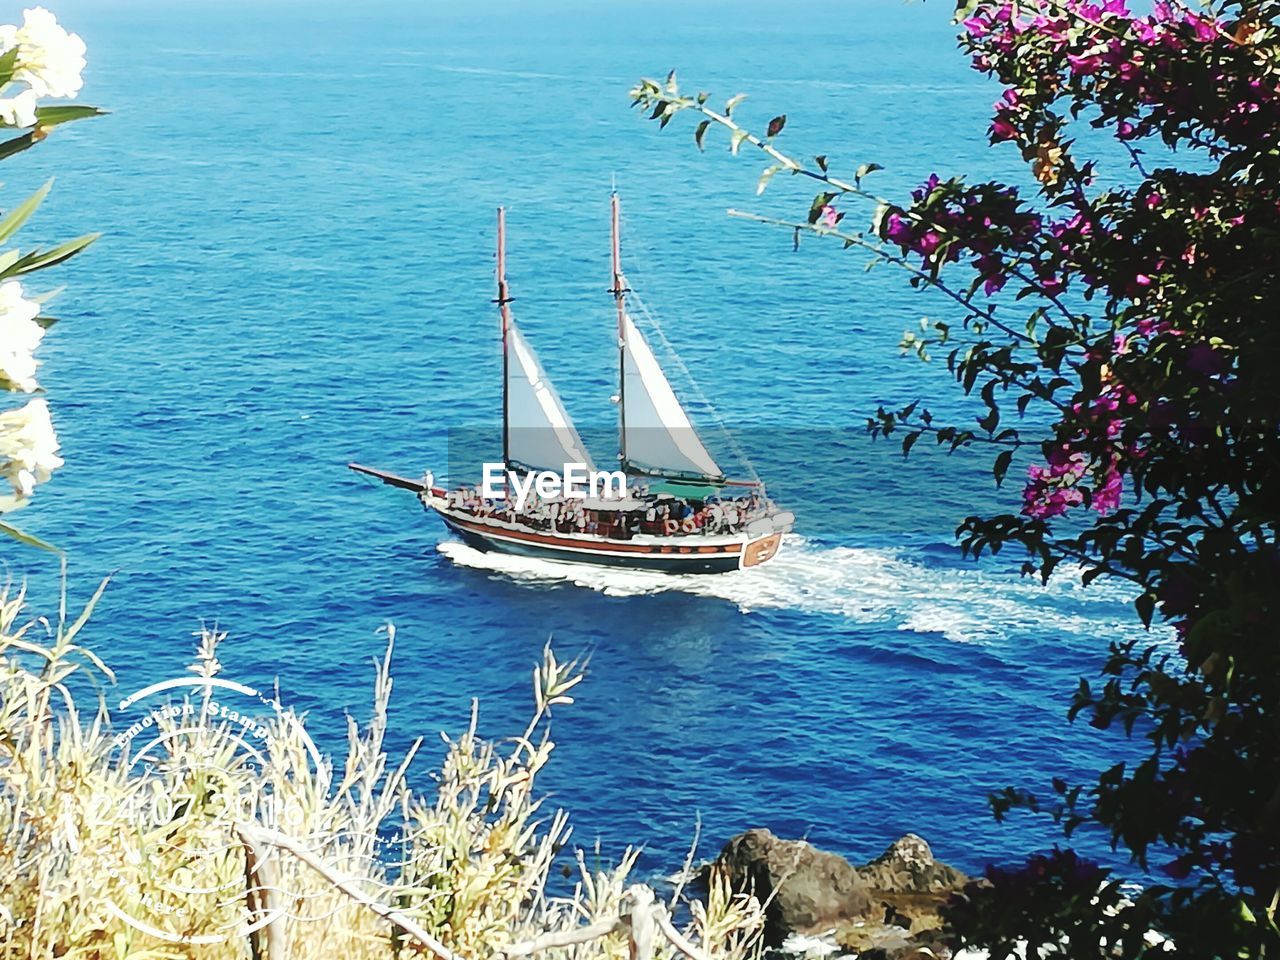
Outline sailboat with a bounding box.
[350,195,794,574]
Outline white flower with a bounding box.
[0,7,86,100]
[0,280,42,339]
[0,349,39,393]
[0,397,61,502]
[0,280,45,393]
[0,87,37,127]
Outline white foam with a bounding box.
[435,536,1169,645]
[779,932,841,956]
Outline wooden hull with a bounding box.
[430,501,783,575]
[345,466,790,575]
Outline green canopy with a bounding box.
[644,478,740,500]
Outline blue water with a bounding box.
[13,0,1162,879]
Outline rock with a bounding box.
[858,834,967,897]
[707,830,967,954]
[850,834,968,944]
[711,828,874,946]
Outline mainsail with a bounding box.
[619,312,723,479]
[609,194,723,481]
[505,320,596,472]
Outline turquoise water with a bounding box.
[14,0,1160,877]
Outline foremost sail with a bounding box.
[619,312,722,480]
[506,320,595,473]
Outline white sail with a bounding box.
[621,312,723,479]
[507,321,596,472]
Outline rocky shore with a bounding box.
[705,829,973,960]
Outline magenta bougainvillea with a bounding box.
[634,0,1280,952]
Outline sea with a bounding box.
[13,0,1165,882]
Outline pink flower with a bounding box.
[1067,53,1101,75]
[884,211,913,246]
[990,116,1018,141]
[1022,476,1086,518]
[918,231,944,256]
[1091,466,1124,513]
[976,254,1008,295]
[1132,20,1158,42]
[1185,13,1218,43]
[820,204,839,228]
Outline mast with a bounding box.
[611,192,627,471]
[497,206,512,470]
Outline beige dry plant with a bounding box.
[0,583,764,960]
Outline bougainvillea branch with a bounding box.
[635,0,1280,954]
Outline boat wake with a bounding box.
[435,535,1160,644]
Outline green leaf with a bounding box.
[729,129,748,156]
[725,93,747,117]
[58,574,110,646]
[1135,591,1157,628]
[0,131,40,163]
[993,449,1014,486]
[815,155,828,173]
[0,48,17,88]
[756,164,783,196]
[629,78,661,106]
[34,105,106,129]
[664,69,678,95]
[4,232,100,278]
[766,114,786,138]
[30,284,64,305]
[0,180,52,247]
[694,119,710,152]
[855,162,884,183]
[808,191,837,224]
[0,519,61,554]
[871,201,892,236]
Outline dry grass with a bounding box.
[0,584,763,959]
